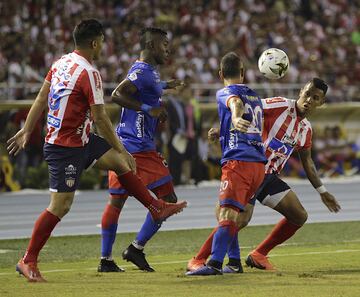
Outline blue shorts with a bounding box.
[43,134,111,192]
[253,173,291,208]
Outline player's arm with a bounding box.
[298,148,341,212]
[7,80,50,155]
[161,79,184,89]
[228,96,250,132]
[111,79,167,121]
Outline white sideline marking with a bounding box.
[1,249,360,277]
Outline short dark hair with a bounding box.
[221,52,243,79]
[139,27,167,50]
[310,77,328,95]
[73,19,104,47]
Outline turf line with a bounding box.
[1,248,360,276]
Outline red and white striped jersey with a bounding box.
[262,97,312,174]
[44,50,104,147]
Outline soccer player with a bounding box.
[98,27,185,273]
[187,78,341,273]
[186,52,267,276]
[7,20,187,283]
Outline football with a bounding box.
[258,48,289,79]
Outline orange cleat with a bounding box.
[150,200,187,223]
[16,259,47,282]
[186,257,206,272]
[245,250,276,271]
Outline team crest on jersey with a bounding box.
[65,177,75,188]
[65,165,77,187]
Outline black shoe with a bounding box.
[97,259,125,272]
[223,263,244,273]
[122,245,155,272]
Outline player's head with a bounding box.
[139,27,169,65]
[73,19,104,60]
[219,52,245,83]
[297,78,328,117]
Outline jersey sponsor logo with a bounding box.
[265,97,286,104]
[267,137,293,158]
[92,71,101,90]
[228,131,238,149]
[47,114,61,128]
[48,82,66,111]
[135,113,144,138]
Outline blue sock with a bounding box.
[210,225,233,263]
[135,212,162,247]
[101,223,118,258]
[227,234,240,260]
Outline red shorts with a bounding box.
[108,151,174,199]
[219,160,265,211]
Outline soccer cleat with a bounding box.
[186,257,206,272]
[149,200,187,223]
[185,265,222,276]
[122,244,155,272]
[97,258,125,272]
[223,263,244,274]
[245,250,275,270]
[16,259,46,282]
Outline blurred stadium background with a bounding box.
[0,0,359,191]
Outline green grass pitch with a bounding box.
[0,221,360,297]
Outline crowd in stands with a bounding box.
[0,0,359,101]
[1,0,360,190]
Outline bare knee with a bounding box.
[294,209,308,226]
[48,193,74,218]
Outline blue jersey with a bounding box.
[116,61,163,153]
[217,84,267,165]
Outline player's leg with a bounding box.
[246,175,306,270]
[94,145,186,222]
[187,161,264,276]
[187,202,253,272]
[17,143,85,282]
[223,202,255,273]
[17,191,75,282]
[123,182,176,272]
[98,193,127,272]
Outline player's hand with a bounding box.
[208,128,220,143]
[149,106,168,122]
[7,129,30,156]
[320,192,341,213]
[166,79,185,89]
[122,150,137,174]
[231,117,250,133]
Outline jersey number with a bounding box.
[244,103,262,133]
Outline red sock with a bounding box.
[255,218,302,256]
[23,209,60,263]
[117,171,159,208]
[195,227,218,260]
[102,204,121,229]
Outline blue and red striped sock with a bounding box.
[101,204,120,258]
